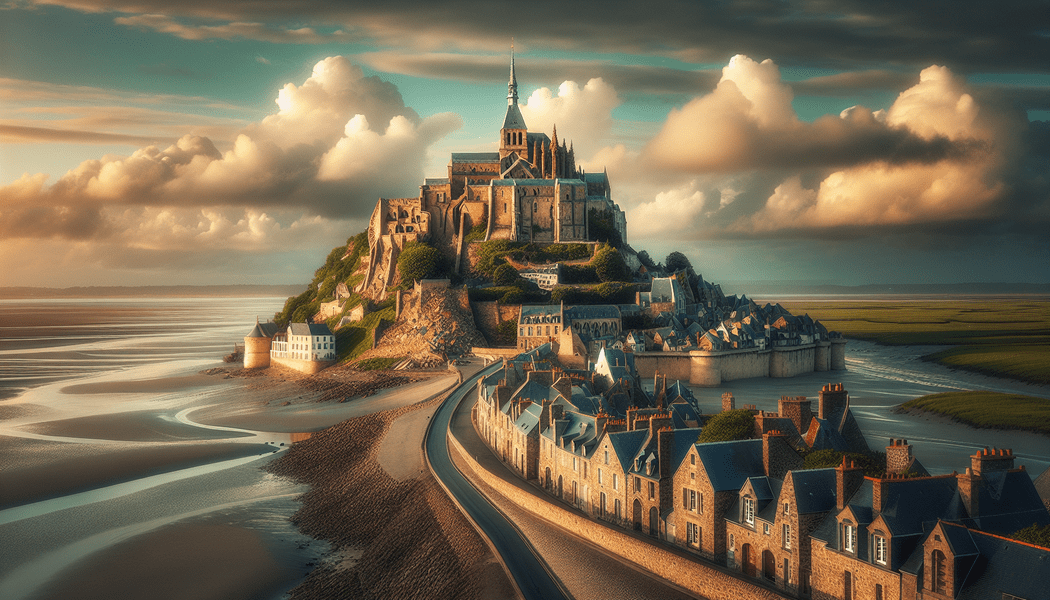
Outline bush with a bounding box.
[593,244,630,282]
[500,289,525,304]
[560,263,598,284]
[493,263,520,286]
[801,449,886,477]
[1012,523,1050,549]
[495,318,518,347]
[665,251,693,273]
[698,410,755,443]
[397,242,442,286]
[588,208,623,248]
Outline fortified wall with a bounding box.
[634,338,846,386]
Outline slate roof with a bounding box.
[970,469,1050,534]
[503,103,527,130]
[788,468,839,514]
[877,477,967,535]
[940,523,1050,600]
[605,430,650,473]
[246,321,280,338]
[565,305,621,321]
[451,152,499,163]
[693,439,766,492]
[513,402,543,436]
[288,322,333,336]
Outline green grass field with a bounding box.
[899,391,1050,435]
[779,299,1050,384]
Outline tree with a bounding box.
[637,250,657,270]
[588,208,623,248]
[665,251,693,274]
[492,263,520,286]
[397,242,442,285]
[593,244,630,282]
[697,409,755,443]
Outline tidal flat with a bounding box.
[778,296,1050,384]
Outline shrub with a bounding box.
[492,263,520,286]
[397,242,442,286]
[665,251,692,273]
[801,449,886,477]
[1012,523,1050,549]
[698,410,755,443]
[593,244,630,282]
[500,289,525,304]
[495,318,518,347]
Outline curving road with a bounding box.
[424,361,570,600]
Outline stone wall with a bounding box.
[450,431,788,600]
[470,301,521,347]
[809,539,902,600]
[770,346,816,378]
[634,343,843,387]
[270,355,334,375]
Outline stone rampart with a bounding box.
[770,345,815,378]
[449,430,787,600]
[270,355,333,375]
[634,342,843,387]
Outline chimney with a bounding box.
[722,391,736,412]
[658,426,674,480]
[818,383,848,420]
[605,418,628,434]
[550,403,564,429]
[886,438,914,475]
[836,456,864,510]
[957,467,980,517]
[778,396,813,437]
[595,413,610,436]
[626,407,639,431]
[970,447,1014,476]
[539,400,551,433]
[762,430,799,479]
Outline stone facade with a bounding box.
[358,53,626,300]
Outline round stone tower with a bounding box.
[243,320,273,369]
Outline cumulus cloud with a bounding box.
[518,78,620,157]
[0,56,461,254]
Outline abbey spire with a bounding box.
[500,42,527,160]
[507,42,518,106]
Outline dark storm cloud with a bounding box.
[34,0,1050,73]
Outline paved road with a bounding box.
[425,361,570,600]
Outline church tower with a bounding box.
[499,45,527,161]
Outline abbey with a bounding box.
[359,53,626,299]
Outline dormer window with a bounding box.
[875,534,887,565]
[843,523,857,553]
[744,497,755,525]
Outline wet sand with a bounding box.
[60,373,224,395]
[18,410,254,442]
[29,523,293,600]
[0,437,274,508]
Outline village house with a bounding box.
[244,321,336,374]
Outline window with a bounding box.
[613,473,618,490]
[744,497,755,525]
[764,523,770,535]
[687,522,700,547]
[875,535,887,565]
[784,502,789,515]
[783,523,791,549]
[700,493,704,514]
[614,499,621,518]
[583,463,587,478]
[843,523,857,553]
[689,490,697,512]
[528,326,533,336]
[598,468,603,484]
[844,571,853,600]
[573,457,578,472]
[728,534,735,558]
[875,584,883,600]
[649,481,655,500]
[600,492,607,517]
[634,476,641,493]
[604,450,609,465]
[691,454,696,465]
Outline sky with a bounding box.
[1,1,1049,288]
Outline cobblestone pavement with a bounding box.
[450,397,703,600]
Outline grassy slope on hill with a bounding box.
[779,299,1050,384]
[898,391,1050,435]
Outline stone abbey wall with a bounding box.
[634,341,846,387]
[270,355,333,375]
[449,429,788,600]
